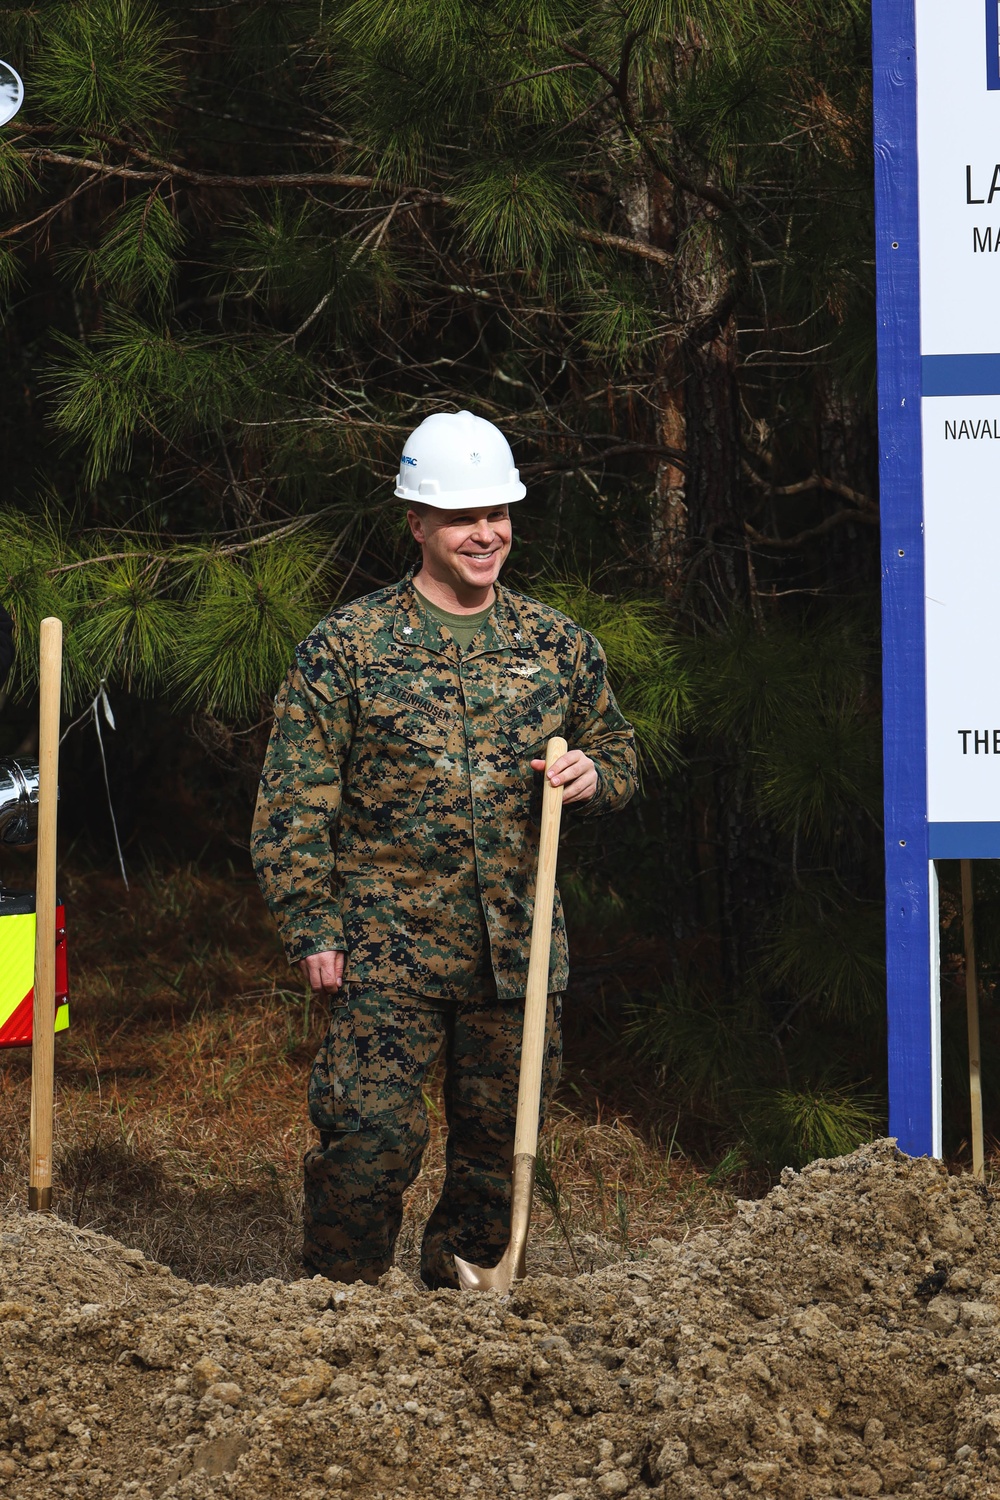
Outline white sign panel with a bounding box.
[923,398,1000,822]
[916,0,1000,836]
[917,3,1000,354]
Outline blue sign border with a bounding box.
[930,822,1000,856]
[873,0,936,1156]
[988,0,1000,89]
[923,352,1000,393]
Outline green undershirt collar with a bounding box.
[414,588,495,652]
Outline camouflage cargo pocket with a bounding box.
[308,996,362,1134]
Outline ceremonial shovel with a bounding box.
[454,736,566,1293]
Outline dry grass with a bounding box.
[0,854,735,1285]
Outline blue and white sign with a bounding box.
[873,1,1000,1156]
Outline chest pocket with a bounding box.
[348,691,454,819]
[367,690,452,747]
[502,681,565,761]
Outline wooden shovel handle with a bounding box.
[512,736,566,1162]
[961,859,985,1180]
[29,617,62,1211]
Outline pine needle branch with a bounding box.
[45,515,322,577]
[27,147,376,191]
[744,510,878,551]
[21,147,677,271]
[1,172,103,240]
[573,226,672,267]
[742,460,876,511]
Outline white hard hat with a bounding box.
[394,410,527,509]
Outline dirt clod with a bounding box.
[4,1141,1000,1497]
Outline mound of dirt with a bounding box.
[3,1140,1000,1499]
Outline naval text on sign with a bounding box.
[958,731,1000,753]
[944,417,1000,437]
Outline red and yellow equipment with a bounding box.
[0,892,68,1048]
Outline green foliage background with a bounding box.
[0,0,929,1173]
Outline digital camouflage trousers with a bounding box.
[303,983,563,1288]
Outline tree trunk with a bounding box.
[684,314,745,611]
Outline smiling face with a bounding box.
[407,503,513,611]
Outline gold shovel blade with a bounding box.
[454,1153,535,1293]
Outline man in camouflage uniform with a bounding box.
[252,411,637,1288]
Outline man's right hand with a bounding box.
[299,950,346,995]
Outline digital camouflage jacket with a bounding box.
[251,572,637,1001]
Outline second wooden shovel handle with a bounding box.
[29,616,62,1211]
[512,736,566,1162]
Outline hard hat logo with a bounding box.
[394,410,527,510]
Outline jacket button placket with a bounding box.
[461,655,496,989]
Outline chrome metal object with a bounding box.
[0,62,22,128]
[0,756,40,845]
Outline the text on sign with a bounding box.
[957,731,1000,754]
